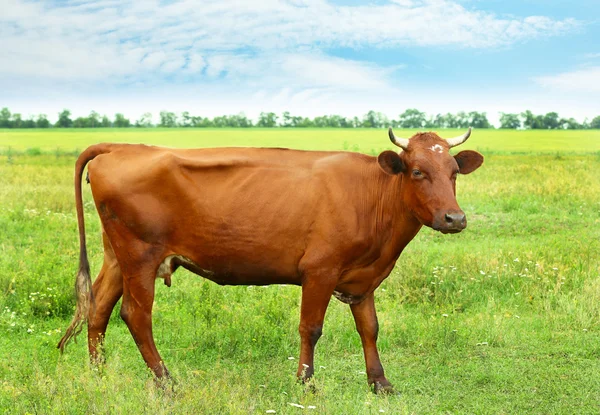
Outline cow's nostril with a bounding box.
[445,212,466,227]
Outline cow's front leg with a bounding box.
[297,275,336,382]
[350,292,395,394]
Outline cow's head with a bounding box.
[378,128,483,234]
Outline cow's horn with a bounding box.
[446,127,472,148]
[388,127,409,150]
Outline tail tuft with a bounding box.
[57,261,93,352]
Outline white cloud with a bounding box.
[0,0,589,124]
[534,66,600,93]
[0,0,580,86]
[280,54,401,90]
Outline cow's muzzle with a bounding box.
[433,211,467,234]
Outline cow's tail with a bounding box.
[58,144,113,353]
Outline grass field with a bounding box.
[2,128,600,154]
[1,128,599,414]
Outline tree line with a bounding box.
[1,107,599,129]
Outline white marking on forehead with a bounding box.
[430,144,444,153]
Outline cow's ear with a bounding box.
[454,150,484,175]
[378,151,405,175]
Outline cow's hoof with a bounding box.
[304,381,319,395]
[373,381,399,395]
[153,375,177,393]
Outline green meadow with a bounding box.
[0,128,599,414]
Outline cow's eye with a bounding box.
[412,169,422,178]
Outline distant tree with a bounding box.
[55,109,73,128]
[257,112,278,128]
[422,116,434,129]
[428,113,446,128]
[521,110,544,129]
[362,111,376,128]
[281,111,293,127]
[362,110,388,128]
[22,117,36,128]
[442,113,458,128]
[338,115,353,128]
[395,108,426,129]
[101,115,112,128]
[188,116,210,127]
[468,111,491,129]
[72,117,90,128]
[298,117,315,128]
[88,111,100,128]
[213,113,253,128]
[179,111,192,127]
[11,113,23,128]
[534,115,545,129]
[454,111,470,129]
[2,107,595,130]
[36,114,50,128]
[212,115,227,128]
[499,113,521,129]
[113,113,130,128]
[135,112,153,128]
[560,117,582,130]
[580,118,590,129]
[542,112,560,129]
[159,111,178,127]
[0,107,11,128]
[233,113,253,128]
[313,115,328,128]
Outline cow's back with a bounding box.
[86,145,376,285]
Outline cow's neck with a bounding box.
[375,171,423,262]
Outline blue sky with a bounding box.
[1,0,598,125]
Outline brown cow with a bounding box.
[58,128,483,393]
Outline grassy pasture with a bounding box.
[0,128,599,414]
[2,127,600,154]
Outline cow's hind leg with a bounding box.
[88,230,123,363]
[350,293,396,394]
[119,260,169,379]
